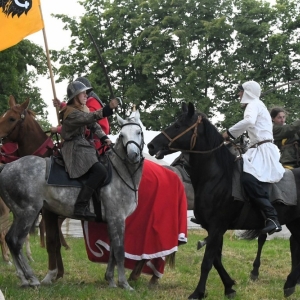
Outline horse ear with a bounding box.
[20,98,30,110]
[182,102,188,112]
[187,102,195,117]
[116,113,125,126]
[9,95,16,108]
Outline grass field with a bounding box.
[0,229,298,300]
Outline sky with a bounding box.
[27,0,180,165]
[28,0,84,126]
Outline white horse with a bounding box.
[0,111,144,290]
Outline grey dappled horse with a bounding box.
[0,111,144,290]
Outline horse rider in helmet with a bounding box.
[59,80,119,220]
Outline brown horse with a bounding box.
[0,96,70,262]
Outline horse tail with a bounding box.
[165,252,176,269]
[238,229,260,240]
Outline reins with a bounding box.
[161,115,224,154]
[0,108,27,146]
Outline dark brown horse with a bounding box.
[0,96,70,262]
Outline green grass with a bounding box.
[0,230,298,299]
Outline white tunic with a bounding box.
[229,86,284,183]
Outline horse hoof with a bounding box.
[226,290,236,299]
[284,286,295,297]
[250,272,258,281]
[188,292,207,299]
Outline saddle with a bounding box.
[45,154,113,222]
[232,159,298,206]
[170,153,191,183]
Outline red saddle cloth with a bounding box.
[82,159,188,278]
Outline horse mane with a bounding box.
[200,114,236,182]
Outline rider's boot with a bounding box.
[74,185,96,220]
[252,197,282,235]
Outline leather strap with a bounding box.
[250,139,273,149]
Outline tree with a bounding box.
[51,0,300,132]
[0,39,51,129]
[51,0,235,132]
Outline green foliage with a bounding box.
[0,40,49,120]
[50,0,300,132]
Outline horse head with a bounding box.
[148,102,212,159]
[0,96,30,141]
[115,110,144,164]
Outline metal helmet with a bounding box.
[67,81,93,102]
[75,77,92,88]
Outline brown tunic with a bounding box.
[60,107,108,178]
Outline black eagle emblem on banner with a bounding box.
[0,0,32,18]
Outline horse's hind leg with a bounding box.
[24,234,34,262]
[6,218,40,287]
[58,216,70,250]
[129,259,147,281]
[289,234,300,284]
[250,233,267,281]
[0,230,11,265]
[41,208,64,285]
[284,221,300,297]
[39,214,46,248]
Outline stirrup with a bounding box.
[74,206,96,221]
[261,218,282,235]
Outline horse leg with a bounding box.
[39,214,46,248]
[211,236,236,298]
[284,221,300,297]
[129,259,147,281]
[106,218,133,290]
[41,208,64,285]
[188,229,227,300]
[250,233,267,281]
[24,234,34,262]
[58,216,70,250]
[6,216,40,287]
[105,246,117,288]
[0,232,11,265]
[289,234,300,285]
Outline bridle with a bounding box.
[0,108,27,145]
[119,122,144,157]
[161,115,224,154]
[109,121,145,195]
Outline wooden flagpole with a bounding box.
[39,2,60,125]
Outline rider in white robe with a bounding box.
[223,80,284,235]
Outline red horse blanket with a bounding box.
[82,159,188,278]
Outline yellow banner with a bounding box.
[0,0,44,51]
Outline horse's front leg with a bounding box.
[106,217,133,290]
[6,216,40,288]
[188,229,226,300]
[212,236,236,298]
[105,244,117,288]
